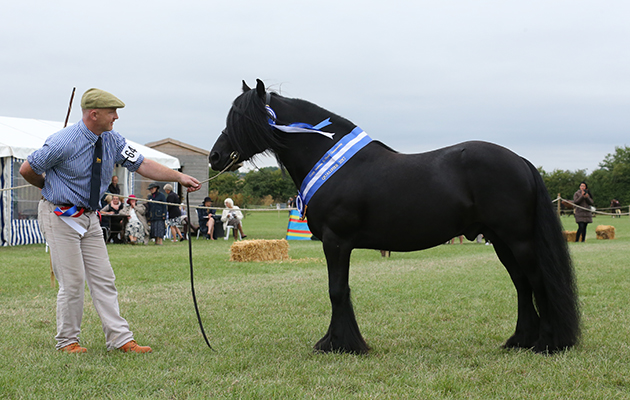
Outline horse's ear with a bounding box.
[255,79,266,99]
[242,80,251,92]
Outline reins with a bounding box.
[185,151,239,351]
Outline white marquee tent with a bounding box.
[0,116,181,246]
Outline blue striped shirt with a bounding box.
[28,120,145,209]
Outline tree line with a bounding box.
[207,167,296,207]
[540,146,630,209]
[208,146,630,209]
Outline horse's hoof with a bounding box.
[313,336,369,354]
[314,335,333,353]
[503,334,536,350]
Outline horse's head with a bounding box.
[210,79,283,171]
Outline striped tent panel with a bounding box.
[11,219,45,245]
[0,157,8,246]
[286,210,313,240]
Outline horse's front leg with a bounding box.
[314,239,370,354]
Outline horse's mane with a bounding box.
[225,85,385,165]
[226,89,283,161]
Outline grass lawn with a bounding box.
[1,211,629,399]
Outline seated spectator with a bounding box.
[221,198,246,240]
[101,195,129,243]
[101,195,126,215]
[125,195,149,244]
[197,197,218,240]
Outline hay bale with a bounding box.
[230,239,290,262]
[595,225,615,240]
[563,231,577,242]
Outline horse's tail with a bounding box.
[526,159,581,350]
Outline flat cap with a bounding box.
[81,88,125,109]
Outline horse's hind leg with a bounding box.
[491,238,541,349]
[314,239,369,354]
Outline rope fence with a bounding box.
[102,192,296,213]
[4,182,628,216]
[552,196,630,217]
[1,182,296,213]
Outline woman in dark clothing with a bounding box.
[164,183,185,242]
[146,182,167,245]
[573,182,594,242]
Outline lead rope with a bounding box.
[186,152,239,350]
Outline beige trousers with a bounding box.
[39,200,134,350]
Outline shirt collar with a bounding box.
[78,120,112,144]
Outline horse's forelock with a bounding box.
[226,89,283,159]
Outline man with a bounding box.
[108,175,121,194]
[164,184,185,242]
[19,88,200,354]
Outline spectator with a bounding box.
[221,197,246,240]
[108,175,120,194]
[147,182,167,245]
[124,195,149,244]
[450,235,463,244]
[610,198,621,218]
[100,195,126,215]
[573,182,594,242]
[101,195,128,243]
[102,175,120,205]
[197,197,217,240]
[164,184,185,242]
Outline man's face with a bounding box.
[112,176,118,185]
[94,108,119,132]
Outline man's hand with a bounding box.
[137,158,201,192]
[179,174,201,192]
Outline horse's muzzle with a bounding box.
[209,150,242,171]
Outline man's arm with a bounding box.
[19,160,45,189]
[136,158,201,192]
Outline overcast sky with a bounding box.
[2,1,628,174]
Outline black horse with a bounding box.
[210,79,580,354]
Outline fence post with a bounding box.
[557,194,561,217]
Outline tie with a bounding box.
[89,136,103,210]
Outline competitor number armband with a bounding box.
[121,143,141,163]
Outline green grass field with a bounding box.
[1,212,629,399]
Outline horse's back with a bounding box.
[309,140,539,250]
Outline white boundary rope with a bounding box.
[3,155,296,212]
[552,196,630,216]
[103,192,297,212]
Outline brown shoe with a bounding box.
[59,343,87,353]
[118,340,152,353]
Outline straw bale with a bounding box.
[563,231,577,242]
[595,225,615,240]
[230,239,290,262]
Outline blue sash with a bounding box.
[296,127,372,216]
